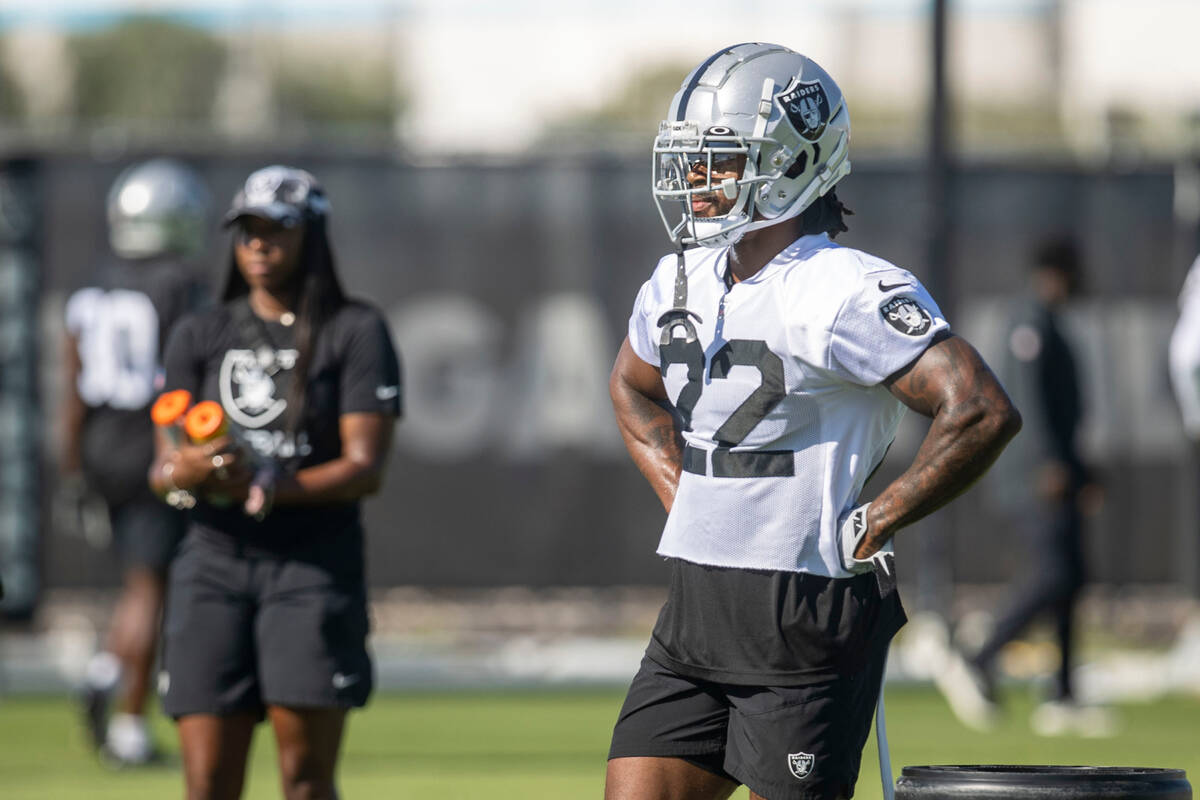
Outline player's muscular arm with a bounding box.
[610,337,684,512]
[858,333,1022,557]
[273,412,395,505]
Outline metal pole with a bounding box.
[927,0,951,305]
[917,0,955,617]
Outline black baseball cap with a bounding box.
[222,165,329,228]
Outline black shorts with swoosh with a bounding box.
[160,526,372,717]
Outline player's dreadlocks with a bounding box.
[797,190,853,239]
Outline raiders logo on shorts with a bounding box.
[880,296,932,336]
[788,751,815,779]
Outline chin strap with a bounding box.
[876,646,896,800]
[656,249,703,345]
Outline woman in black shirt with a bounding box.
[150,165,401,800]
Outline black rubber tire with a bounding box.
[895,766,1192,800]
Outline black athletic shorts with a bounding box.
[609,649,888,800]
[159,528,373,718]
[109,491,185,572]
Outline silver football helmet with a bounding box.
[653,43,851,248]
[107,158,209,260]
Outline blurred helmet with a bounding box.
[653,43,851,248]
[107,158,209,260]
[222,165,329,230]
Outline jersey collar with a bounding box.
[716,233,834,288]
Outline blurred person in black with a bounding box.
[936,235,1112,736]
[64,158,209,766]
[149,165,401,800]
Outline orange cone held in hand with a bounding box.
[185,401,228,445]
[184,401,236,508]
[151,390,191,426]
[151,390,192,446]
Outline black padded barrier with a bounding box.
[896,765,1192,800]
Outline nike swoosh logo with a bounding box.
[878,280,911,292]
[332,673,360,689]
[375,385,399,400]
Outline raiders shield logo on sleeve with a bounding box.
[778,79,830,142]
[881,296,933,336]
[788,751,815,779]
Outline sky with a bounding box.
[0,0,1058,30]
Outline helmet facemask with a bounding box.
[653,121,769,248]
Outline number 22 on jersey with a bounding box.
[660,336,793,479]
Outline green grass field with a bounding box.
[1,686,1195,799]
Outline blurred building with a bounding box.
[0,0,1198,159]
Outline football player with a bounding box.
[1167,250,1200,689]
[1170,252,1200,444]
[606,43,1021,800]
[64,158,209,766]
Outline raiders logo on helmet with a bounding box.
[778,78,831,142]
[881,296,933,336]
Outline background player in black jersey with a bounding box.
[63,158,209,766]
[149,165,401,800]
[607,44,1022,800]
[936,236,1113,736]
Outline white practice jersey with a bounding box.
[1170,253,1200,440]
[628,233,949,577]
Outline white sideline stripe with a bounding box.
[3,626,1195,696]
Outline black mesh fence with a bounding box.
[26,149,1199,595]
